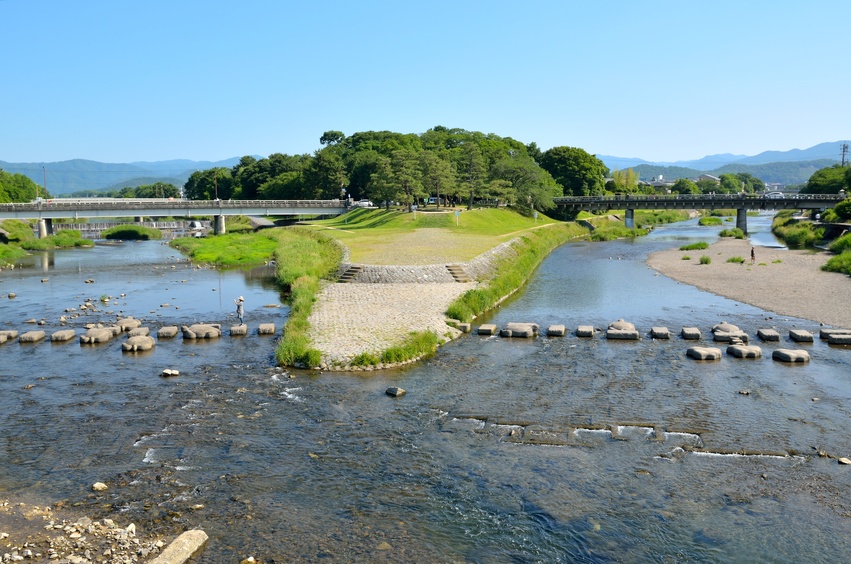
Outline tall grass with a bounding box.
[274,228,343,367]
[20,230,93,250]
[822,251,851,276]
[171,232,279,266]
[771,211,824,248]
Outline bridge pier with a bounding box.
[736,208,748,235]
[214,215,226,235]
[624,209,635,229]
[37,218,54,238]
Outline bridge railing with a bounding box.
[0,198,347,211]
[553,193,844,203]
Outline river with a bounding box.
[1,215,850,563]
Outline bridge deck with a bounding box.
[553,193,844,211]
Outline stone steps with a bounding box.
[338,265,363,283]
[446,264,471,283]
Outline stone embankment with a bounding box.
[308,239,521,370]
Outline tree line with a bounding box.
[183,127,622,215]
[0,169,50,202]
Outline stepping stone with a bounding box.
[820,328,851,340]
[607,320,639,340]
[772,349,810,363]
[19,330,46,343]
[757,328,780,342]
[727,344,762,359]
[651,327,670,339]
[687,346,722,360]
[127,327,150,337]
[457,322,471,333]
[712,322,741,334]
[576,325,595,338]
[122,335,156,352]
[230,324,248,336]
[117,317,142,331]
[50,329,76,342]
[182,324,222,339]
[500,322,539,338]
[789,329,814,343]
[681,327,701,340]
[546,324,566,337]
[713,331,749,343]
[80,327,113,344]
[258,323,276,335]
[0,330,19,342]
[157,326,179,338]
[828,334,851,345]
[477,324,498,336]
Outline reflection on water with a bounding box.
[1,221,851,562]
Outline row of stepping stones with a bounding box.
[472,320,851,364]
[0,318,278,350]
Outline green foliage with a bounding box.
[727,256,745,263]
[681,255,691,260]
[680,241,708,250]
[590,224,648,241]
[184,167,235,200]
[20,230,93,250]
[539,146,608,196]
[822,251,851,276]
[445,224,580,322]
[719,228,745,239]
[771,210,824,248]
[699,255,711,265]
[708,209,735,217]
[833,198,851,221]
[634,210,690,225]
[225,215,255,233]
[829,232,851,253]
[378,331,440,365]
[0,244,28,262]
[102,225,163,240]
[698,217,723,226]
[350,352,381,367]
[0,219,36,243]
[171,232,279,266]
[0,170,48,202]
[803,164,847,194]
[670,178,699,194]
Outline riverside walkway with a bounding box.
[553,193,846,233]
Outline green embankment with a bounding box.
[171,232,280,266]
[102,225,163,240]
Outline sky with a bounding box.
[2,0,849,164]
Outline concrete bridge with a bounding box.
[0,198,346,237]
[552,193,847,233]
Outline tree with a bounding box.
[718,173,743,194]
[418,150,455,208]
[490,154,560,214]
[539,146,608,196]
[735,172,764,193]
[453,144,487,209]
[0,170,46,202]
[133,182,180,198]
[803,164,848,194]
[319,130,345,146]
[390,149,423,212]
[608,168,640,194]
[697,179,719,194]
[368,155,399,209]
[304,147,348,199]
[183,168,234,200]
[670,178,700,194]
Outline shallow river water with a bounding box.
[1,217,851,563]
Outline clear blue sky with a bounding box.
[2,0,848,164]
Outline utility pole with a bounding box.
[842,143,849,166]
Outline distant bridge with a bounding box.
[553,193,847,233]
[0,198,346,237]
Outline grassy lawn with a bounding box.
[301,208,560,264]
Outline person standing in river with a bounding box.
[235,296,245,325]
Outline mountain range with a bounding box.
[1,141,848,195]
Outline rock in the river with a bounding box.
[182,324,222,339]
[681,327,701,340]
[122,335,156,352]
[576,325,595,338]
[157,326,179,338]
[127,326,150,337]
[386,387,406,397]
[50,329,77,342]
[92,482,108,492]
[80,327,114,344]
[500,322,539,338]
[789,329,814,343]
[258,323,276,335]
[772,348,810,363]
[117,317,142,331]
[757,328,780,341]
[686,346,722,360]
[607,320,639,340]
[477,324,498,335]
[727,344,762,359]
[19,330,46,343]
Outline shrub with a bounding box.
[771,210,824,248]
[829,232,851,254]
[680,241,708,251]
[699,255,711,265]
[102,225,163,240]
[698,217,722,226]
[719,228,745,239]
[727,256,745,263]
[822,250,851,276]
[834,198,851,221]
[681,255,691,260]
[20,229,94,250]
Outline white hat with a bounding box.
[238,296,244,301]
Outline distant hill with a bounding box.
[599,141,849,186]
[0,157,243,195]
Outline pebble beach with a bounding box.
[647,237,851,330]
